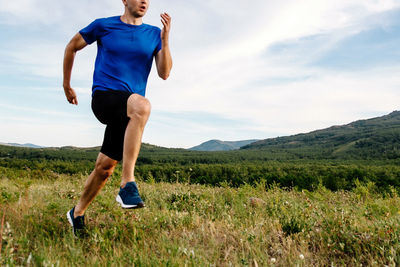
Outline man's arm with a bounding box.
[155,13,173,80]
[63,33,88,105]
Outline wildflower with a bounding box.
[299,254,304,260]
[271,258,276,263]
[27,253,33,265]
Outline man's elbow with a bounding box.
[156,59,172,80]
[158,71,170,80]
[160,74,169,80]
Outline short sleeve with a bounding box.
[79,19,103,45]
[153,28,162,56]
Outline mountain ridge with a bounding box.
[0,142,45,149]
[189,139,259,151]
[2,111,400,160]
[241,110,400,159]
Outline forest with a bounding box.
[1,141,399,193]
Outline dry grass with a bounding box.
[0,170,400,266]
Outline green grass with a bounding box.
[1,170,400,266]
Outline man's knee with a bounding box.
[95,160,116,180]
[127,94,151,120]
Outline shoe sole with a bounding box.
[116,195,145,209]
[66,211,74,227]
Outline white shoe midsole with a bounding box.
[116,195,138,208]
[66,211,74,227]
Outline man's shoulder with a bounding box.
[142,23,161,33]
[93,16,120,25]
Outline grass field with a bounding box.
[1,167,400,266]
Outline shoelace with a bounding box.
[123,183,137,195]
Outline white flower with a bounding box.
[27,253,33,265]
[299,254,305,260]
[271,258,276,263]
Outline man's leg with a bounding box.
[120,94,151,188]
[74,152,118,217]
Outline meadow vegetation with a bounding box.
[1,167,400,266]
[1,144,400,265]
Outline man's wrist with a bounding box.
[161,41,169,49]
[63,83,71,90]
[161,36,169,43]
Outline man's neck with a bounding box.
[120,13,143,25]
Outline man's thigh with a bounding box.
[91,90,132,124]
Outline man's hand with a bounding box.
[155,12,172,80]
[64,86,78,105]
[160,12,171,44]
[63,33,87,106]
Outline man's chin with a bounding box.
[132,11,146,18]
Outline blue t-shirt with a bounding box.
[79,16,162,96]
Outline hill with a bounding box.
[189,139,259,151]
[242,111,400,159]
[2,111,400,163]
[0,142,44,148]
[0,143,176,162]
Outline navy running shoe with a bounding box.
[116,181,145,209]
[66,206,86,237]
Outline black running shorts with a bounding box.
[91,90,132,161]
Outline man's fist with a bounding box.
[64,86,78,105]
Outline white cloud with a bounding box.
[1,0,400,147]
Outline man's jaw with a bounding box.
[129,7,146,19]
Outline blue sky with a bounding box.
[1,0,400,148]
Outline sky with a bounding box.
[0,0,400,148]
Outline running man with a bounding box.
[63,0,172,236]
